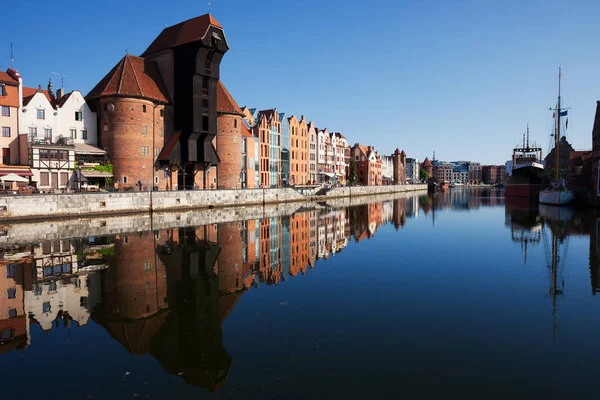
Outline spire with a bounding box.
[47,78,55,100]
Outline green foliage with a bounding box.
[95,246,115,257]
[420,169,430,182]
[85,163,114,187]
[348,157,358,183]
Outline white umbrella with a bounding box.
[0,173,29,183]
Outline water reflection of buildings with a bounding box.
[0,195,426,392]
[0,238,107,353]
[504,205,543,265]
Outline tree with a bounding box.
[420,169,430,182]
[348,157,358,184]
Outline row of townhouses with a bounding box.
[430,158,483,184]
[0,70,104,191]
[0,14,416,192]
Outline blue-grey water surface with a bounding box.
[1,188,599,399]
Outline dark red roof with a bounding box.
[86,55,170,103]
[216,81,242,114]
[22,87,52,106]
[0,70,18,85]
[142,14,223,57]
[422,157,433,167]
[51,91,73,108]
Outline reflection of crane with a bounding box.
[541,217,570,339]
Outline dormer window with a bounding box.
[37,109,45,120]
[0,84,6,96]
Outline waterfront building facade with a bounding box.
[0,69,21,166]
[482,165,507,184]
[406,157,419,182]
[308,122,317,184]
[279,113,290,186]
[352,143,382,186]
[88,14,229,191]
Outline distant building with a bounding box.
[482,165,506,184]
[406,158,419,182]
[545,136,574,179]
[352,143,382,186]
[421,157,433,178]
[505,160,513,177]
[392,148,407,185]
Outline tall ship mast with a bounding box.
[505,124,544,199]
[539,65,574,206]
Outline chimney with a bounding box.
[56,88,63,99]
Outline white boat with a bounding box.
[539,65,573,206]
[539,182,574,206]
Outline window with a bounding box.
[154,176,159,184]
[159,128,164,137]
[80,296,88,308]
[37,109,45,119]
[8,309,17,318]
[234,119,237,128]
[159,109,164,117]
[44,128,52,138]
[42,302,51,313]
[0,84,6,96]
[141,146,149,156]
[81,130,87,140]
[29,127,37,137]
[1,127,10,137]
[123,176,128,184]
[144,262,151,271]
[154,148,160,157]
[75,111,83,121]
[6,264,14,279]
[7,288,16,299]
[141,126,147,135]
[142,105,147,113]
[68,129,76,139]
[40,172,49,186]
[60,172,68,186]
[1,106,9,116]
[103,124,108,132]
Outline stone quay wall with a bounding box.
[0,190,426,245]
[0,184,426,221]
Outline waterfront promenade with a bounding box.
[0,184,426,221]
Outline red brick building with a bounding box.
[87,14,235,191]
[421,157,433,178]
[482,165,507,184]
[352,143,382,186]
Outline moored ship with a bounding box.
[505,125,544,198]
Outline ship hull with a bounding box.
[538,189,574,206]
[505,183,543,198]
[505,165,543,198]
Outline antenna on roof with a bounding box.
[208,1,211,12]
[50,71,69,92]
[10,43,14,68]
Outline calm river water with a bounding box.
[1,188,600,399]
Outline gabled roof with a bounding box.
[51,91,74,108]
[23,87,52,107]
[86,54,170,103]
[241,123,252,137]
[259,109,276,121]
[142,14,223,57]
[216,80,242,115]
[0,70,18,85]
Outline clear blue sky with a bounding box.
[4,0,600,164]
